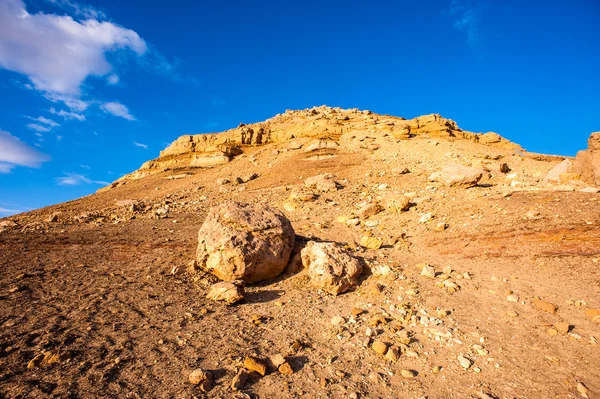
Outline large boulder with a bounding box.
[301,241,363,295]
[573,132,600,186]
[438,164,484,188]
[197,202,295,284]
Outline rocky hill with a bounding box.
[1,106,599,399]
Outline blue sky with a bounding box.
[0,0,599,216]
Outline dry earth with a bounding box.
[1,106,599,399]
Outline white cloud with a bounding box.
[45,0,106,20]
[133,141,148,149]
[101,101,135,120]
[0,0,147,109]
[0,206,24,216]
[106,73,119,85]
[49,107,86,121]
[56,135,63,141]
[0,129,50,172]
[56,172,109,185]
[27,123,51,132]
[28,115,59,127]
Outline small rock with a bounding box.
[372,340,388,356]
[554,322,571,335]
[506,310,519,318]
[577,381,590,398]
[420,264,436,278]
[188,369,213,392]
[506,294,519,303]
[206,281,245,304]
[381,193,410,213]
[278,362,294,375]
[384,346,400,362]
[434,222,448,232]
[360,236,382,250]
[419,213,432,223]
[331,316,345,326]
[231,369,248,390]
[457,355,472,369]
[400,369,417,378]
[243,356,267,376]
[534,299,558,314]
[269,354,286,369]
[356,202,382,219]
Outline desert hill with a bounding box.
[1,106,599,399]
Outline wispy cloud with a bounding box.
[49,107,86,121]
[56,172,109,186]
[133,141,148,149]
[0,129,51,173]
[0,206,25,216]
[27,123,51,133]
[45,0,107,20]
[101,101,135,120]
[106,74,119,85]
[27,116,60,127]
[447,0,486,49]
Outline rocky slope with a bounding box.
[1,106,599,399]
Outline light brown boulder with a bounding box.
[301,241,363,295]
[206,281,245,304]
[479,132,502,144]
[439,164,484,188]
[197,202,295,284]
[356,202,382,219]
[544,159,573,183]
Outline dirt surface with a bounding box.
[1,109,599,399]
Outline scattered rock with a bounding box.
[231,369,248,390]
[278,362,294,375]
[269,354,286,369]
[420,264,436,278]
[400,369,417,378]
[577,381,590,398]
[457,355,472,369]
[243,356,267,376]
[301,241,363,296]
[304,173,340,192]
[372,340,388,356]
[331,316,345,326]
[196,202,295,283]
[438,164,484,188]
[534,299,558,314]
[434,222,448,232]
[360,236,382,250]
[206,281,245,304]
[419,213,433,224]
[384,346,400,362]
[381,193,410,213]
[356,202,382,219]
[188,369,213,391]
[554,322,571,335]
[585,309,600,324]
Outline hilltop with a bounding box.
[1,106,599,399]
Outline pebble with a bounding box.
[231,369,248,390]
[243,356,267,376]
[506,294,519,303]
[457,355,472,369]
[188,369,213,391]
[400,369,417,378]
[384,346,400,362]
[534,299,558,314]
[420,264,436,279]
[372,340,388,356]
[331,316,345,326]
[279,362,294,375]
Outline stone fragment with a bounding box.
[534,299,558,314]
[206,281,245,304]
[356,202,382,219]
[304,173,340,192]
[381,193,410,213]
[231,369,248,390]
[458,355,472,369]
[301,241,363,296]
[384,346,400,362]
[420,264,436,278]
[269,354,286,369]
[188,369,213,392]
[197,202,295,284]
[372,340,388,356]
[360,236,382,250]
[434,222,448,232]
[439,164,484,188]
[400,369,417,378]
[554,322,571,335]
[278,362,294,375]
[243,356,267,376]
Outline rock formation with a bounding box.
[573,132,600,185]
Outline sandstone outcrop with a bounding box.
[110,106,521,184]
[301,241,363,295]
[197,202,295,284]
[573,132,600,186]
